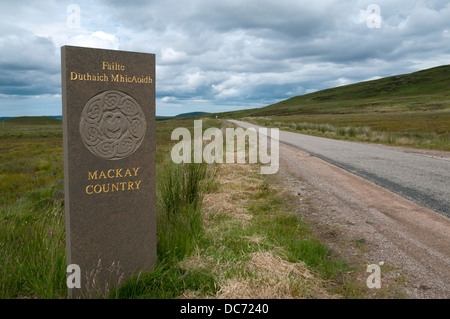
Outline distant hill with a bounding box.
[156,111,210,121]
[174,112,210,118]
[213,64,450,118]
[156,116,174,121]
[47,116,62,120]
[1,116,61,125]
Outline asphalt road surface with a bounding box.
[229,120,450,217]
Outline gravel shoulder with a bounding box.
[277,143,450,298]
[229,120,450,217]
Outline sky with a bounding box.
[0,0,449,117]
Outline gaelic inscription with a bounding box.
[79,90,146,160]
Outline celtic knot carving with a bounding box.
[79,90,146,160]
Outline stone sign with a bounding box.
[61,46,156,298]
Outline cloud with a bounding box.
[0,23,59,97]
[161,96,176,103]
[160,48,188,65]
[67,31,119,50]
[1,0,450,116]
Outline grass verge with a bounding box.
[110,120,357,299]
[0,133,65,298]
[242,116,450,151]
[1,117,369,298]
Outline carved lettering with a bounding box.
[135,180,142,189]
[88,171,98,180]
[124,169,132,177]
[102,61,125,71]
[85,167,143,195]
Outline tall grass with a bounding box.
[157,161,208,261]
[158,161,207,219]
[0,182,66,298]
[0,135,66,298]
[0,119,214,298]
[1,118,362,299]
[108,156,215,298]
[254,118,449,150]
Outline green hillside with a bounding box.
[217,64,450,117]
[213,64,450,150]
[0,116,62,139]
[175,111,210,118]
[2,116,61,125]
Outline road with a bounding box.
[229,120,450,217]
[230,119,450,298]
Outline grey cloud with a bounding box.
[0,22,59,96]
[1,0,450,116]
